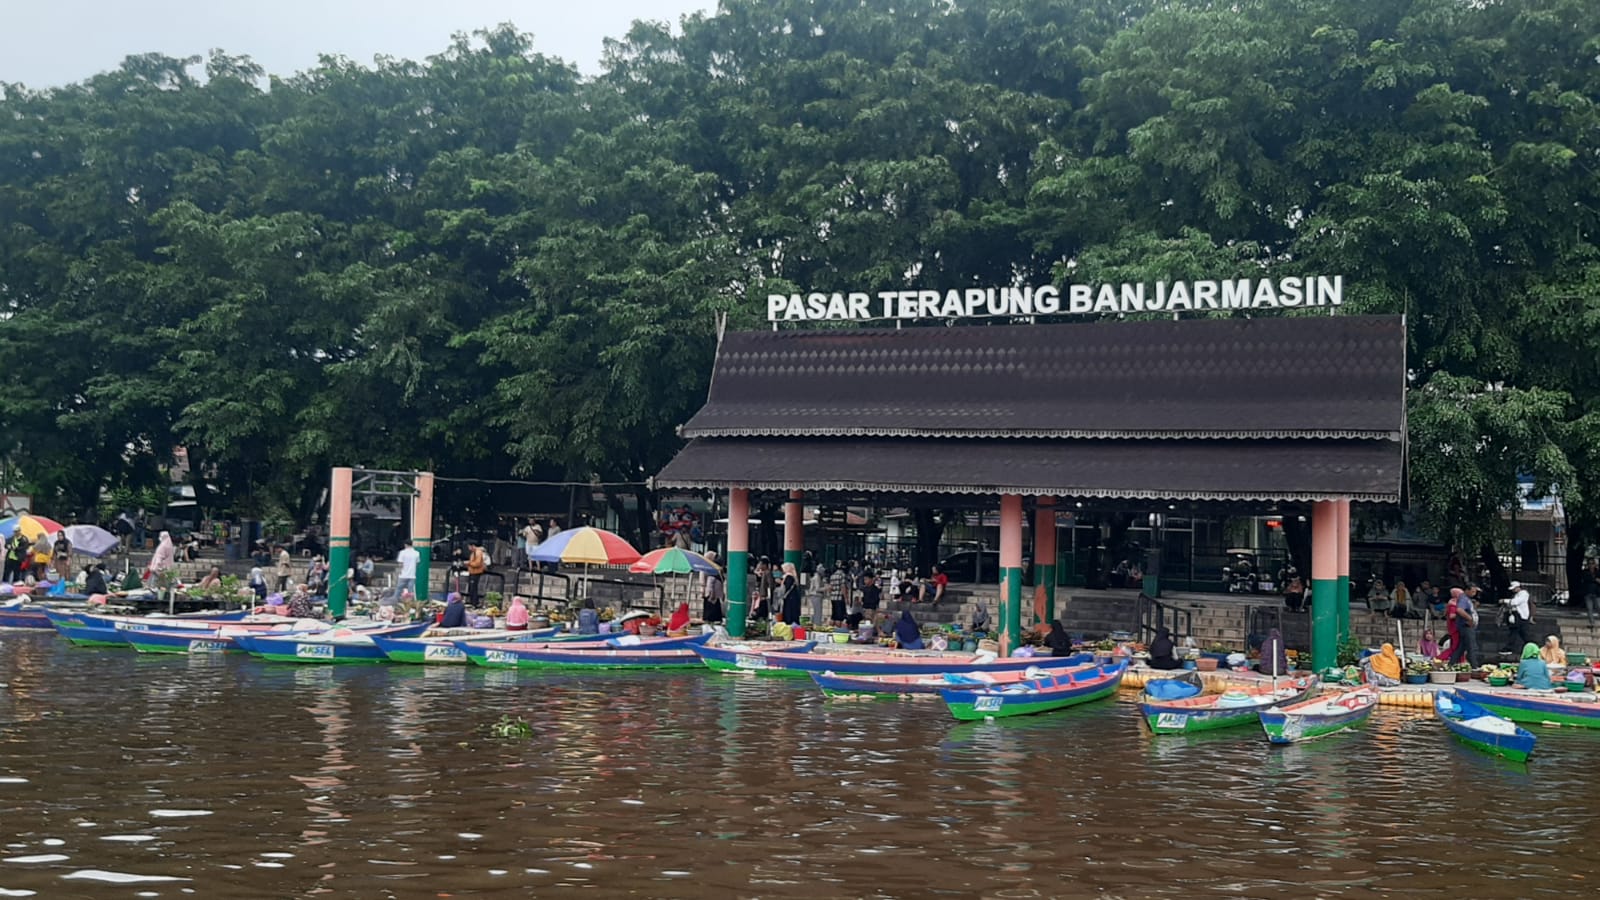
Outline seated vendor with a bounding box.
[852,617,877,644]
[1362,642,1402,686]
[83,564,108,597]
[1147,626,1181,670]
[1515,642,1552,690]
[1042,620,1073,657]
[1255,628,1292,677]
[894,609,924,650]
[577,599,600,634]
[1539,635,1567,667]
[439,591,467,629]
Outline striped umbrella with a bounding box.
[629,547,719,576]
[0,515,67,541]
[527,527,642,566]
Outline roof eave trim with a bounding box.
[654,478,1399,504]
[679,427,1402,442]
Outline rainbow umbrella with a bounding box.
[527,527,641,566]
[0,515,67,541]
[630,547,719,576]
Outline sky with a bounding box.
[3,0,715,88]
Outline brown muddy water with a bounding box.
[1,631,1596,898]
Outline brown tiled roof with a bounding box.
[655,437,1403,503]
[683,315,1405,440]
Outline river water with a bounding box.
[0,631,1595,898]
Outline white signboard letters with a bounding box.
[766,277,1344,323]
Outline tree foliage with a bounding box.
[2,1,1598,558]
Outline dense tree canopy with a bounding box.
[1,0,1597,564]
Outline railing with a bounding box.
[1136,592,1192,643]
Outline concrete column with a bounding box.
[1000,494,1024,656]
[783,490,804,571]
[327,467,353,619]
[1336,499,1351,644]
[412,472,434,601]
[1033,498,1057,625]
[1311,500,1339,670]
[726,488,750,638]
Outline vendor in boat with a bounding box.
[970,603,991,634]
[577,598,600,634]
[440,591,467,629]
[505,595,530,631]
[1043,620,1073,657]
[1539,635,1567,667]
[196,566,223,591]
[1256,628,1290,677]
[83,564,107,597]
[667,601,692,634]
[1363,642,1402,687]
[286,584,315,619]
[248,567,269,602]
[852,616,877,644]
[1147,625,1181,670]
[894,608,924,650]
[1515,642,1552,690]
[1418,629,1440,659]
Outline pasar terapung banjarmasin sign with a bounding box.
[765,276,1344,322]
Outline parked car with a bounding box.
[937,550,1032,584]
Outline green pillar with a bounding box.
[725,488,750,638]
[415,543,433,602]
[328,539,350,619]
[1337,575,1351,645]
[726,551,749,638]
[1002,566,1024,648]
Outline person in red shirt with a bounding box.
[926,566,949,603]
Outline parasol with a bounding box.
[628,547,719,576]
[63,524,119,558]
[0,515,67,541]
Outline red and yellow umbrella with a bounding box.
[0,514,67,541]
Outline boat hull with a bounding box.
[1455,685,1600,730]
[368,627,560,664]
[0,607,54,629]
[123,629,241,655]
[698,645,1094,678]
[811,655,1098,697]
[1141,678,1318,735]
[1436,690,1537,762]
[230,626,428,664]
[1258,688,1378,744]
[459,632,716,669]
[940,663,1126,720]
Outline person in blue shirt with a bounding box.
[577,598,600,635]
[1448,586,1481,667]
[1515,642,1552,690]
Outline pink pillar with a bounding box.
[725,488,751,637]
[1033,497,1057,625]
[999,494,1024,656]
[412,472,435,601]
[783,490,804,570]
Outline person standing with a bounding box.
[1584,561,1600,628]
[859,572,882,616]
[522,518,543,572]
[147,531,176,586]
[701,550,725,624]
[466,542,488,605]
[274,544,293,593]
[1449,585,1481,667]
[3,533,28,583]
[395,541,420,598]
[779,562,802,626]
[1503,580,1533,652]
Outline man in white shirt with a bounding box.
[522,519,543,571]
[1504,580,1533,652]
[396,544,420,599]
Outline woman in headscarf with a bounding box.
[147,531,176,585]
[894,608,924,650]
[779,562,802,625]
[1042,620,1073,657]
[1418,629,1440,659]
[1437,588,1463,661]
[1147,626,1180,669]
[1539,635,1567,666]
[248,567,269,602]
[577,597,600,635]
[505,595,530,631]
[1516,642,1552,690]
[285,584,315,619]
[439,591,467,629]
[1364,642,1402,686]
[667,601,691,633]
[1256,628,1289,676]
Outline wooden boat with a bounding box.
[1140,675,1317,735]
[72,610,277,632]
[43,609,131,647]
[1435,690,1536,762]
[811,656,1097,697]
[232,620,433,664]
[0,603,56,629]
[940,662,1127,720]
[1258,686,1378,744]
[369,627,566,664]
[124,628,247,654]
[1455,684,1600,730]
[696,643,1093,678]
[458,631,718,670]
